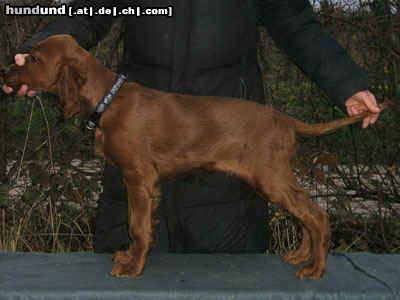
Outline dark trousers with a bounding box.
[94,164,268,253]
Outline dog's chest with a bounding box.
[94,129,121,167]
[95,129,105,158]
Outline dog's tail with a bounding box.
[291,100,391,137]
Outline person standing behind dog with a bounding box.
[3,0,381,254]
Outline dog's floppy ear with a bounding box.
[56,65,83,120]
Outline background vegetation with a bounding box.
[0,0,399,254]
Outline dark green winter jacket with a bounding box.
[20,0,369,106]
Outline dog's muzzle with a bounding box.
[1,67,22,91]
[0,67,8,85]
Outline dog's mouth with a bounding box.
[4,81,23,92]
[3,76,22,91]
[1,66,26,92]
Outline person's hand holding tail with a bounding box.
[345,90,380,128]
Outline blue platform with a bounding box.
[0,252,399,300]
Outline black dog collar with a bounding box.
[86,73,127,130]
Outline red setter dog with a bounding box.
[2,35,388,279]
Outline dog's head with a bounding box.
[3,34,88,119]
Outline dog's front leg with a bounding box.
[111,169,159,278]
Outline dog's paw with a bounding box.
[282,249,311,265]
[112,250,133,265]
[296,262,325,280]
[110,261,142,278]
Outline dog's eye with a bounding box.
[29,55,39,63]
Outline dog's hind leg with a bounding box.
[257,167,330,280]
[282,225,312,265]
